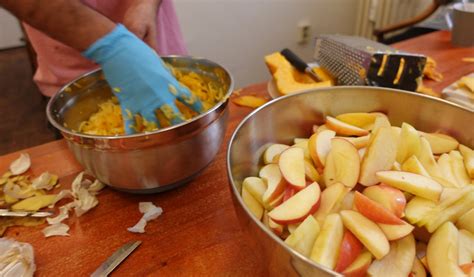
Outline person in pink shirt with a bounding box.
[1,0,203,134]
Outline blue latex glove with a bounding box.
[83,24,203,134]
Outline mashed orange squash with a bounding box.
[78,67,224,135]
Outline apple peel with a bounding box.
[127,202,163,234]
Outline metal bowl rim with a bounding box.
[226,86,472,275]
[46,55,234,140]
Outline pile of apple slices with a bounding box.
[241,112,474,277]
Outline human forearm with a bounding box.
[0,0,115,51]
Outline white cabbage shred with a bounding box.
[0,238,36,277]
[127,202,163,234]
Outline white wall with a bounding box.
[0,8,24,49]
[174,0,359,88]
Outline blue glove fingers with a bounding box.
[159,102,185,125]
[121,108,138,135]
[141,109,160,130]
[169,83,205,113]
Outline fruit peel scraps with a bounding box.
[9,153,30,176]
[0,238,35,277]
[127,202,163,234]
[42,223,70,237]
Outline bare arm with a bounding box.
[0,0,116,51]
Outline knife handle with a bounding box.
[281,48,308,72]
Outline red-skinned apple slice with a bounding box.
[339,135,370,149]
[310,213,344,270]
[334,230,363,273]
[359,127,398,186]
[340,210,390,259]
[375,171,442,202]
[363,184,406,218]
[268,183,321,225]
[336,112,377,129]
[304,159,320,182]
[427,222,466,277]
[308,129,336,168]
[282,186,296,202]
[378,220,415,240]
[354,191,404,225]
[324,138,360,188]
[326,116,369,136]
[460,263,474,276]
[263,143,290,164]
[342,251,373,277]
[367,233,416,277]
[279,147,306,190]
[259,164,287,204]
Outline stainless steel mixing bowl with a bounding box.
[47,56,233,193]
[227,86,473,276]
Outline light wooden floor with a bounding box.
[0,47,58,156]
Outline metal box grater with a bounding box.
[313,34,427,91]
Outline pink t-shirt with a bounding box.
[23,0,187,97]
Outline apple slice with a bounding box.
[279,147,306,190]
[282,186,295,203]
[342,251,373,277]
[375,171,442,201]
[340,210,390,259]
[363,184,406,218]
[458,229,474,265]
[242,177,266,205]
[334,230,363,273]
[310,213,344,270]
[438,153,461,187]
[326,116,369,137]
[402,155,431,177]
[324,138,360,188]
[359,127,397,186]
[371,115,392,135]
[293,138,308,144]
[460,263,474,276]
[314,182,348,224]
[392,161,402,171]
[263,143,290,164]
[304,159,320,182]
[423,189,474,233]
[420,132,459,154]
[367,234,416,277]
[242,186,264,220]
[450,150,471,187]
[308,129,336,168]
[459,144,474,178]
[285,215,320,257]
[292,140,311,161]
[358,148,366,160]
[339,135,370,149]
[268,183,321,225]
[353,191,404,224]
[396,123,421,164]
[336,112,377,129]
[410,257,427,277]
[259,164,287,204]
[405,196,436,225]
[456,208,474,234]
[378,220,415,240]
[340,191,355,211]
[427,222,466,277]
[417,137,443,179]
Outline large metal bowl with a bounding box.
[227,87,473,276]
[47,56,233,193]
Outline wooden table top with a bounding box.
[2,30,473,276]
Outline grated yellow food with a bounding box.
[78,68,224,135]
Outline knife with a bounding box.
[0,209,54,217]
[281,48,323,82]
[91,241,142,277]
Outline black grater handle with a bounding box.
[281,48,308,72]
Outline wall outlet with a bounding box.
[297,20,311,45]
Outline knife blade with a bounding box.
[91,241,142,277]
[0,209,54,217]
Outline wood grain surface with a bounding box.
[1,31,473,276]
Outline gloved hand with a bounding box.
[83,24,203,134]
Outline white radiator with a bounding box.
[354,0,426,39]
